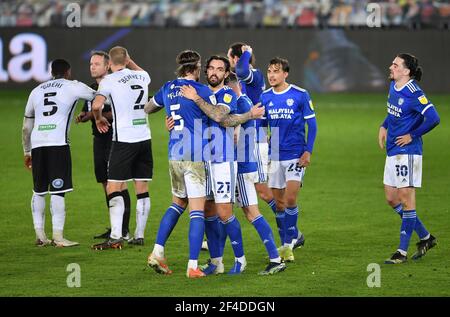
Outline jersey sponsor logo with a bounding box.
[387,103,402,117]
[52,178,64,189]
[132,118,147,125]
[223,93,233,104]
[38,124,57,131]
[286,98,294,106]
[268,108,294,120]
[418,95,428,105]
[398,98,404,106]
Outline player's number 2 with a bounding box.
[131,85,144,110]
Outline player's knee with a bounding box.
[385,196,398,207]
[285,194,297,207]
[275,199,285,211]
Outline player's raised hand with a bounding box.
[241,45,253,55]
[250,103,265,119]
[95,117,110,133]
[395,134,412,147]
[299,151,311,167]
[24,154,32,171]
[378,126,387,149]
[165,116,175,131]
[180,85,199,101]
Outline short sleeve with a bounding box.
[74,81,96,101]
[217,90,237,113]
[24,89,36,118]
[96,78,112,99]
[412,92,434,115]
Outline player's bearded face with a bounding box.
[206,60,228,87]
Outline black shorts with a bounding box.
[93,136,112,183]
[31,145,73,194]
[108,139,153,181]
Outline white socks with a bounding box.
[50,194,65,233]
[153,244,165,258]
[31,193,46,236]
[109,194,125,240]
[134,194,150,239]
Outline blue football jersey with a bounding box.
[153,79,215,161]
[386,80,434,156]
[206,86,237,163]
[235,94,258,174]
[261,84,316,161]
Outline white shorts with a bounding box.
[255,142,269,183]
[268,159,306,189]
[206,161,237,204]
[236,172,259,207]
[383,154,422,188]
[169,160,207,199]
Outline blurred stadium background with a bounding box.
[0,0,449,297]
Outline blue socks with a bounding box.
[284,206,299,245]
[189,210,205,260]
[275,211,285,245]
[221,215,244,258]
[205,215,223,258]
[269,199,286,245]
[393,204,430,240]
[252,215,279,260]
[155,203,185,246]
[399,210,417,253]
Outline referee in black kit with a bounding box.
[75,50,131,241]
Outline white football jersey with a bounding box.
[24,79,96,149]
[96,69,151,143]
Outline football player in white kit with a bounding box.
[91,47,153,250]
[22,59,97,247]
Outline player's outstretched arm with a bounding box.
[180,85,230,123]
[144,99,163,114]
[220,104,265,127]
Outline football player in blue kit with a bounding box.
[228,43,292,247]
[259,57,318,262]
[378,53,440,264]
[181,55,265,274]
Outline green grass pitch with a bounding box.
[0,90,449,296]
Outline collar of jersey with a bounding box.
[213,86,227,95]
[393,79,414,92]
[272,84,292,95]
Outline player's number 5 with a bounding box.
[169,104,184,131]
[43,92,57,116]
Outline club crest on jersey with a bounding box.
[209,95,217,105]
[309,100,314,111]
[398,98,404,106]
[52,178,64,189]
[418,95,428,105]
[286,98,294,106]
[223,93,233,104]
